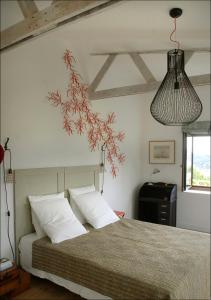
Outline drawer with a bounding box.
[159,203,169,214]
[159,216,169,225]
[159,211,168,217]
[162,196,169,202]
[0,277,19,296]
[159,202,169,224]
[159,203,169,210]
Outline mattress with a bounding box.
[33,219,210,300]
[19,233,111,300]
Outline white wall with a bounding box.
[1,20,210,260]
[140,86,210,233]
[0,33,144,259]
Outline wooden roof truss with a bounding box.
[89,50,210,100]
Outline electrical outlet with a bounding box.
[6,172,14,183]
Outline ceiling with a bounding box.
[62,1,210,47]
[0,1,210,100]
[1,0,52,31]
[1,0,210,52]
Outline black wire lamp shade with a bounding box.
[150,8,203,126]
[150,49,203,125]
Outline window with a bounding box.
[182,122,211,192]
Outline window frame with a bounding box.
[182,133,210,192]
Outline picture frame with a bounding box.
[149,140,175,164]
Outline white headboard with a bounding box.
[14,165,100,264]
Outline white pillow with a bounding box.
[30,198,87,243]
[73,191,119,229]
[69,185,96,224]
[28,192,64,237]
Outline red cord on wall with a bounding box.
[170,17,180,49]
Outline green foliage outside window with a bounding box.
[188,166,211,187]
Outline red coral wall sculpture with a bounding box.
[48,50,125,177]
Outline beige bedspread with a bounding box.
[32,219,210,300]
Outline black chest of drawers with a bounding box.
[138,182,177,226]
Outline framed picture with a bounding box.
[149,140,175,164]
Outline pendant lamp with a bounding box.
[150,8,203,126]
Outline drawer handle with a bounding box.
[161,205,167,208]
[161,218,167,221]
[161,211,167,214]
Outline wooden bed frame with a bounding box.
[14,165,100,264]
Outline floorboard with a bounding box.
[12,276,84,300]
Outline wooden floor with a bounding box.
[12,276,84,300]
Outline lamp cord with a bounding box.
[2,158,15,261]
[170,17,180,49]
[100,143,106,195]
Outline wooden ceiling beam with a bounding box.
[89,82,157,100]
[1,0,121,51]
[91,48,211,56]
[130,53,156,83]
[89,54,116,94]
[89,74,211,100]
[184,51,194,65]
[89,50,210,100]
[17,0,39,19]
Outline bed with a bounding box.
[14,165,210,300]
[19,232,110,299]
